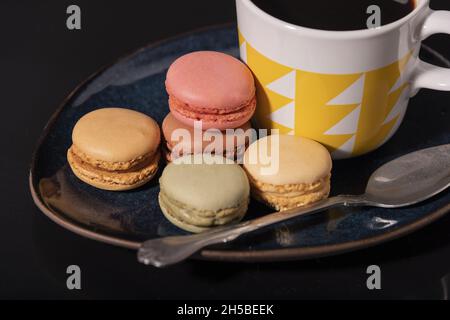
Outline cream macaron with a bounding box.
[243,135,332,211]
[67,108,161,191]
[159,154,250,233]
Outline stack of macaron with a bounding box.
[162,51,256,161]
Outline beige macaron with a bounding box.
[243,135,332,211]
[67,108,161,191]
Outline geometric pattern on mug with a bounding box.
[239,31,412,158]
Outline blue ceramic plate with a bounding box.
[30,25,450,262]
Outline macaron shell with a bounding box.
[160,154,250,211]
[165,51,255,110]
[71,168,157,191]
[244,135,332,185]
[72,108,161,163]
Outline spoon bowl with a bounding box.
[364,144,450,207]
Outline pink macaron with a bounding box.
[162,113,252,162]
[165,51,256,130]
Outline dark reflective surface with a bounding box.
[3,0,450,299]
[32,25,450,257]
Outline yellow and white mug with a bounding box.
[236,0,450,159]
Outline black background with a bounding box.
[1,0,450,299]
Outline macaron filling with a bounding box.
[169,94,256,128]
[68,146,160,187]
[69,144,153,171]
[159,190,248,229]
[247,173,331,211]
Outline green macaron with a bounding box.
[158,154,250,233]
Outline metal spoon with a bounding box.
[138,144,450,267]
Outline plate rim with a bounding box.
[29,24,450,262]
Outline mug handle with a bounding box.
[412,10,450,94]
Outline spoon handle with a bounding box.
[138,195,366,267]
